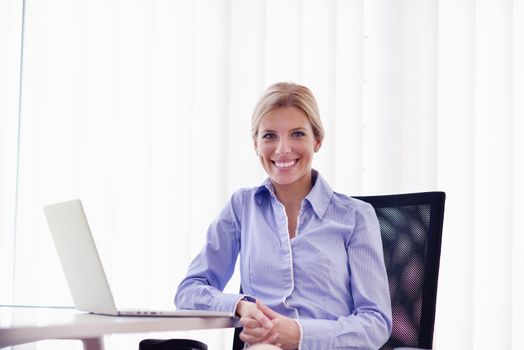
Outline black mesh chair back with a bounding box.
[355,191,445,350]
[232,191,445,350]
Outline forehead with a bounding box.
[259,106,312,131]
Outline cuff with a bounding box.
[212,292,247,314]
[296,318,336,349]
[294,319,304,350]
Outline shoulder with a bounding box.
[230,185,262,198]
[330,191,375,216]
[228,185,265,207]
[324,192,379,244]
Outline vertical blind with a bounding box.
[0,0,522,349]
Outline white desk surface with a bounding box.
[0,306,238,349]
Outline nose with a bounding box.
[275,138,291,155]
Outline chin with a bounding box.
[271,177,295,186]
[270,172,304,186]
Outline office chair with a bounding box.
[232,191,445,350]
[138,338,208,350]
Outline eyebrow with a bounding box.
[260,127,308,133]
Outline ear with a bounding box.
[253,139,259,155]
[314,138,322,152]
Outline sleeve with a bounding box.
[297,202,392,350]
[174,191,244,314]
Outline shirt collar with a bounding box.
[254,169,333,219]
[254,178,275,204]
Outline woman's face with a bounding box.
[254,106,321,190]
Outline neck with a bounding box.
[272,172,312,208]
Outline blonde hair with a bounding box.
[251,82,324,141]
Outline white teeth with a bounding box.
[275,160,296,168]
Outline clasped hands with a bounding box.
[236,299,300,350]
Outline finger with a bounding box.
[259,332,280,345]
[240,313,273,331]
[239,332,251,344]
[238,302,273,328]
[240,330,269,345]
[241,325,272,338]
[250,308,274,329]
[256,300,280,319]
[240,317,261,328]
[241,317,279,331]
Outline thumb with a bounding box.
[256,299,280,319]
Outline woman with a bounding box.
[175,82,392,349]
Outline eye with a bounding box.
[292,131,306,137]
[262,133,276,140]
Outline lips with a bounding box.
[273,159,297,168]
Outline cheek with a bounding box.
[257,144,273,158]
[297,143,315,156]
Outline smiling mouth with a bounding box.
[273,159,297,168]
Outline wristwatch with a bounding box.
[240,295,256,303]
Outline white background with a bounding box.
[1,0,523,349]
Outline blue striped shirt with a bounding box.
[175,171,392,349]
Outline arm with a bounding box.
[174,192,244,313]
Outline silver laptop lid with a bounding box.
[43,199,118,315]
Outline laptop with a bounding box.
[43,199,233,318]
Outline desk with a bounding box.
[0,306,238,350]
